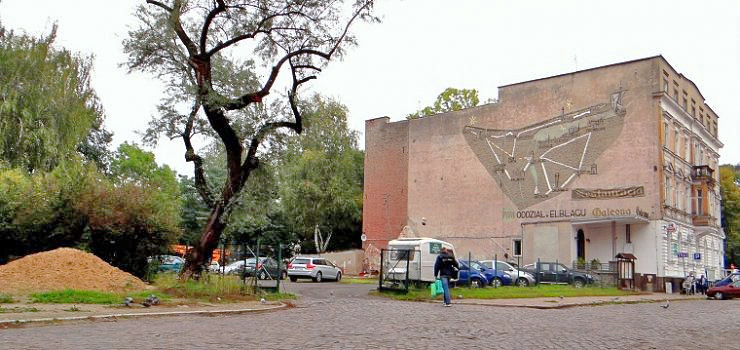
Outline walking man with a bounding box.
[434,247,459,306]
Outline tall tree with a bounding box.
[407,87,481,119]
[0,23,110,172]
[720,164,740,267]
[124,0,376,278]
[279,94,363,252]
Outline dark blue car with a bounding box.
[714,272,740,287]
[453,260,489,288]
[468,260,513,287]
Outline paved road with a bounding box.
[2,281,739,349]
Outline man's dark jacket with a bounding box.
[434,251,459,278]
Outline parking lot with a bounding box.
[2,281,739,349]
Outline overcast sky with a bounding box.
[1,0,738,175]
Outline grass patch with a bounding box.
[30,290,122,304]
[380,284,639,302]
[0,293,14,303]
[152,273,250,302]
[341,277,379,285]
[262,292,296,301]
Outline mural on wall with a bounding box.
[463,91,627,209]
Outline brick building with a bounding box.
[362,56,725,289]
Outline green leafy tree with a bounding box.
[0,23,110,172]
[720,164,740,267]
[407,87,481,119]
[123,0,376,278]
[76,143,182,276]
[279,94,363,252]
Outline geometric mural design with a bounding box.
[463,91,627,209]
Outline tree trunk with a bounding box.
[180,201,226,279]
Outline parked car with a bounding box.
[148,255,184,273]
[243,257,287,280]
[463,260,512,287]
[713,272,740,287]
[707,280,740,300]
[521,262,596,287]
[453,260,489,288]
[223,260,246,275]
[287,257,342,282]
[480,260,535,287]
[208,261,221,273]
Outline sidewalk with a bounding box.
[0,300,286,327]
[447,292,706,309]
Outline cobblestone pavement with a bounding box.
[2,281,739,349]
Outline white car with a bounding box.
[287,257,342,282]
[479,260,535,287]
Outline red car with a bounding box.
[707,280,740,300]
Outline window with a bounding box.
[673,89,679,101]
[683,136,689,160]
[673,129,679,153]
[512,239,522,256]
[664,122,670,147]
[663,79,669,92]
[691,106,696,117]
[626,224,631,243]
[696,189,704,215]
[665,176,671,206]
[682,97,687,110]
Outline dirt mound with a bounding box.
[0,247,148,294]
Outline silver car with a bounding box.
[480,260,535,287]
[287,257,342,282]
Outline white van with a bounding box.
[384,238,455,283]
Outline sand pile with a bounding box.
[0,247,148,294]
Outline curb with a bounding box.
[0,303,287,327]
[423,297,702,309]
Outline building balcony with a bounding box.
[691,165,714,182]
[692,215,714,227]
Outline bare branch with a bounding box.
[145,0,173,12]
[205,11,306,56]
[200,0,227,54]
[328,1,373,57]
[147,0,198,57]
[223,48,329,110]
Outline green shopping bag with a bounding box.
[431,278,443,297]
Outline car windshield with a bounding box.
[470,262,485,270]
[481,261,493,269]
[292,258,310,265]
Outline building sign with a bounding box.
[429,242,442,254]
[677,252,689,258]
[503,206,649,222]
[572,186,645,200]
[693,253,701,260]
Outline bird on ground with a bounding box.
[260,298,267,304]
[661,300,670,309]
[123,297,134,307]
[559,296,564,300]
